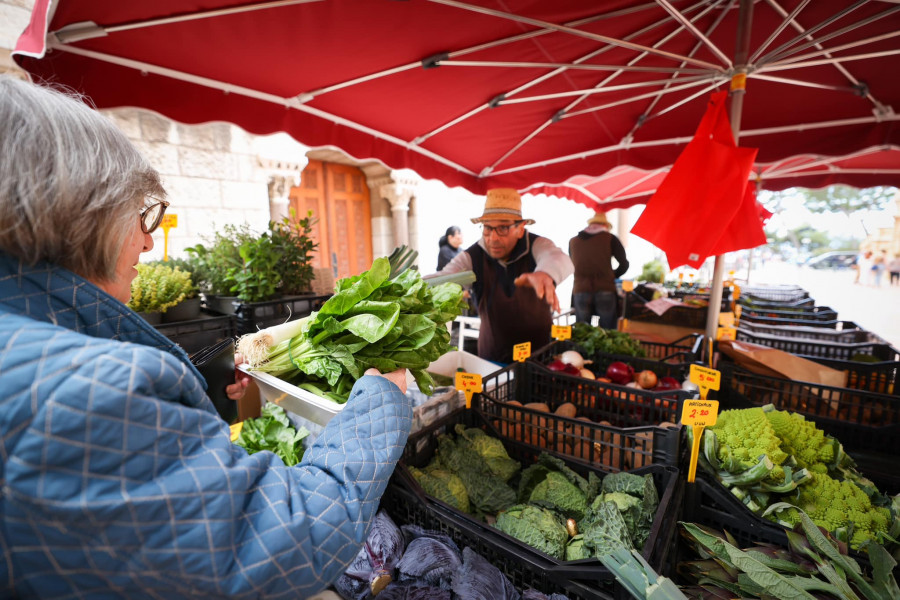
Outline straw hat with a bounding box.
[587,212,612,229]
[471,188,535,225]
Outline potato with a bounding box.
[554,402,577,419]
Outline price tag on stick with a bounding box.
[551,325,572,341]
[455,372,483,409]
[683,364,721,483]
[513,342,531,362]
[160,213,178,261]
[681,399,720,483]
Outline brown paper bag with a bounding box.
[718,340,848,388]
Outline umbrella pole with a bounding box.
[705,0,754,344]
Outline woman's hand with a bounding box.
[364,368,408,394]
[226,353,251,400]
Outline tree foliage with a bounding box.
[802,185,895,217]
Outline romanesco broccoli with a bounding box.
[708,407,788,480]
[767,472,891,549]
[762,407,837,469]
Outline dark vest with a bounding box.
[467,232,552,363]
[569,230,616,294]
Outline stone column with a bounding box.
[381,184,413,246]
[363,167,422,256]
[258,157,307,221]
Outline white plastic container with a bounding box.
[239,350,505,433]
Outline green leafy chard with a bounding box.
[246,251,471,403]
[233,404,310,466]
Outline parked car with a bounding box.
[804,251,857,270]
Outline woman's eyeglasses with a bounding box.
[140,198,170,234]
[480,221,522,237]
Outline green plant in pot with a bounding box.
[127,263,198,324]
[185,213,318,306]
[271,210,317,296]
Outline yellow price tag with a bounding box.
[513,342,531,362]
[716,326,737,341]
[551,325,572,341]
[682,399,720,483]
[229,422,243,442]
[732,284,741,299]
[681,399,720,428]
[689,364,721,394]
[455,372,483,409]
[161,214,178,229]
[621,280,634,292]
[718,312,735,327]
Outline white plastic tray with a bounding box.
[239,365,344,428]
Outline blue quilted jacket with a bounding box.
[0,252,413,599]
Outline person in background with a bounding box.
[438,188,573,363]
[889,253,900,286]
[436,225,464,270]
[872,249,887,287]
[855,249,873,285]
[0,76,411,598]
[568,212,629,329]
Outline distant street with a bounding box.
[740,262,900,348]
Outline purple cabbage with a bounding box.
[334,510,406,600]
[451,547,520,600]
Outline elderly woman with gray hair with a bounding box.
[0,77,411,598]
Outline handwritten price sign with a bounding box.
[513,342,531,362]
[681,399,719,427]
[551,325,572,341]
[689,364,721,393]
[161,214,178,229]
[716,326,737,341]
[455,372,483,409]
[682,398,720,483]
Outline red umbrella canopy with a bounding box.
[520,146,900,212]
[14,0,900,195]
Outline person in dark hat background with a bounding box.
[437,188,573,363]
[569,211,629,329]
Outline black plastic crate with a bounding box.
[623,292,712,329]
[380,483,612,600]
[738,314,843,328]
[737,320,880,343]
[489,357,694,432]
[740,305,838,322]
[734,329,899,362]
[738,295,816,310]
[153,311,235,354]
[680,474,874,567]
[741,286,809,303]
[204,294,330,336]
[725,335,899,396]
[717,362,899,493]
[533,336,702,366]
[399,407,681,597]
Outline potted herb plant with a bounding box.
[127,263,199,324]
[185,211,318,311]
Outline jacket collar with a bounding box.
[0,251,199,378]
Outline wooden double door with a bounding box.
[290,160,373,280]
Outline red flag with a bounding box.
[631,91,759,268]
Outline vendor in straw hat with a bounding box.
[568,211,629,328]
[438,188,573,363]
